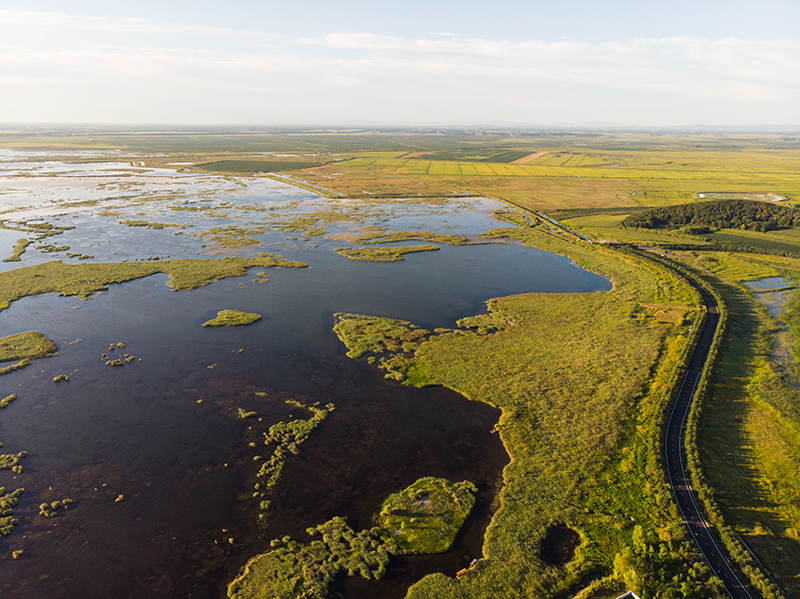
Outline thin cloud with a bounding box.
[0,12,797,124]
[0,9,268,39]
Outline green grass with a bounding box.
[2,239,32,263]
[229,477,476,598]
[375,477,477,555]
[0,331,58,375]
[202,310,262,327]
[0,254,307,313]
[255,401,335,521]
[0,487,24,537]
[335,244,440,262]
[228,516,391,599]
[118,219,185,230]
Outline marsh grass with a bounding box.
[118,219,185,230]
[0,487,24,536]
[229,477,475,598]
[0,331,57,375]
[335,244,440,262]
[0,254,307,313]
[2,239,32,263]
[254,401,335,522]
[227,516,391,599]
[203,310,262,327]
[376,477,477,555]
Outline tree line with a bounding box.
[623,200,800,233]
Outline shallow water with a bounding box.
[0,153,610,598]
[744,277,797,379]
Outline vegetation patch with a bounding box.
[203,310,262,327]
[254,401,335,521]
[353,230,473,246]
[194,226,265,250]
[3,239,32,263]
[230,477,476,598]
[335,241,731,598]
[622,199,800,233]
[0,488,24,536]
[0,331,58,374]
[335,244,440,262]
[375,477,477,555]
[0,394,17,409]
[227,516,392,599]
[118,219,185,229]
[0,254,307,313]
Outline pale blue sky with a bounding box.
[1,1,798,126]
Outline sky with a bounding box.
[0,0,798,127]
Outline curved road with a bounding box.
[664,273,753,599]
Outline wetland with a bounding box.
[0,150,610,598]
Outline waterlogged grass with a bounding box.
[376,477,477,555]
[0,331,58,375]
[202,310,262,327]
[229,477,477,598]
[353,230,473,246]
[228,517,391,599]
[2,238,32,263]
[333,314,431,380]
[194,226,265,250]
[255,401,335,521]
[118,219,185,230]
[0,487,24,536]
[0,254,307,313]
[335,244,440,262]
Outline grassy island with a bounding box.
[202,310,262,327]
[0,331,58,375]
[376,477,477,555]
[335,244,440,262]
[0,254,307,313]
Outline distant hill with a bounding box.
[622,199,800,233]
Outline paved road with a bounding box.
[663,275,753,599]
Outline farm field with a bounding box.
[1,128,800,599]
